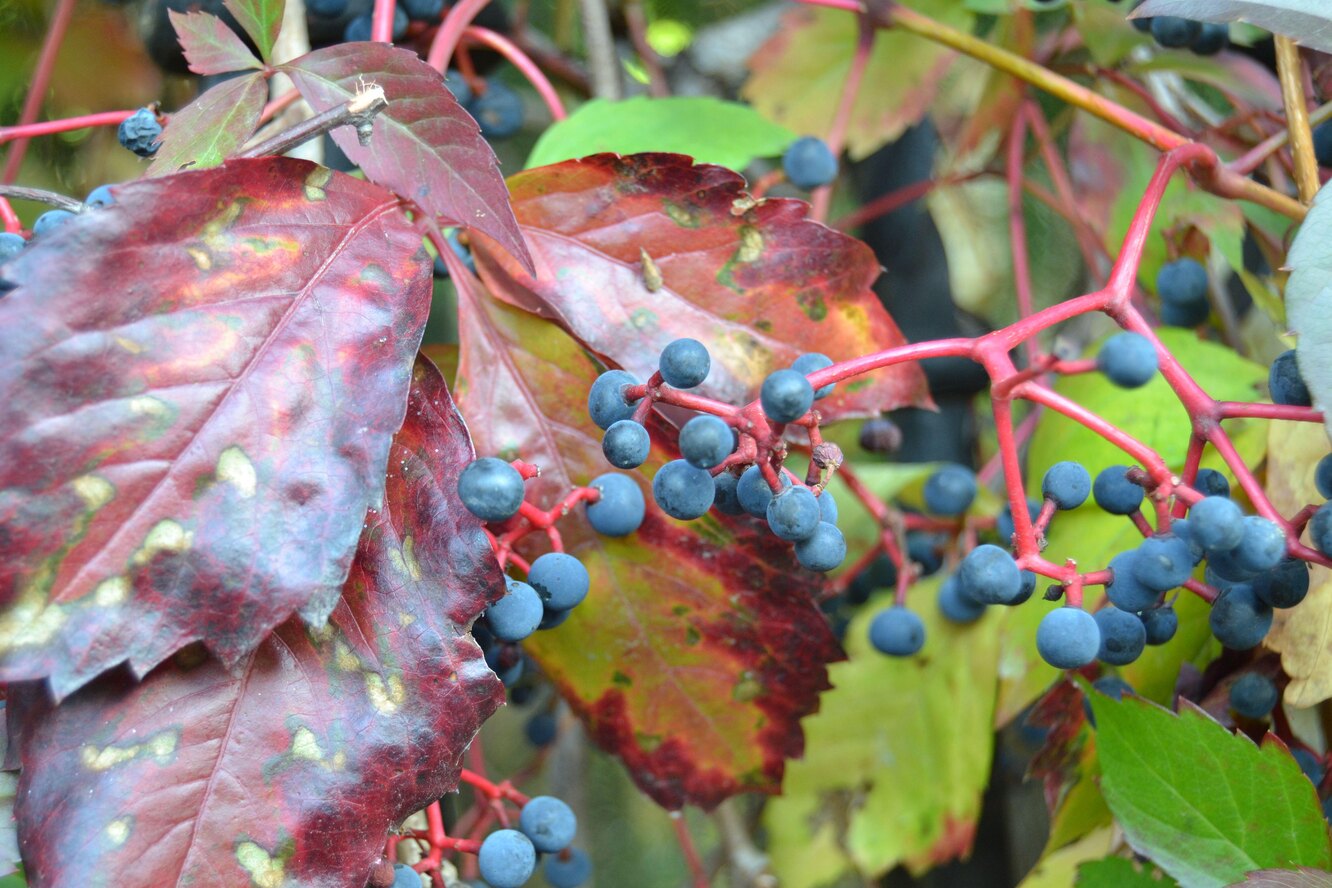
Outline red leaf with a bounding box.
[471,153,929,420]
[0,157,431,697]
[10,357,504,888]
[146,73,267,176]
[284,43,534,273]
[168,10,262,75]
[454,275,842,810]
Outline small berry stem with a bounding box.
[811,11,874,222]
[462,26,568,121]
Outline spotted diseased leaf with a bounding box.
[284,43,534,273]
[168,10,262,75]
[471,154,929,421]
[222,0,282,62]
[0,157,432,698]
[146,73,266,176]
[453,273,842,810]
[9,358,504,888]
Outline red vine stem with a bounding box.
[462,26,568,121]
[811,11,875,222]
[1006,98,1037,362]
[0,109,135,144]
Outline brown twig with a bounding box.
[237,89,388,160]
[1275,36,1320,204]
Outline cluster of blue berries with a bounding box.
[589,338,848,572]
[0,182,122,271]
[442,73,526,141]
[474,795,589,888]
[1130,7,1229,55]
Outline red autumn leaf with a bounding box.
[168,9,262,75]
[284,43,534,273]
[453,273,843,810]
[9,357,505,888]
[470,153,929,421]
[0,157,431,698]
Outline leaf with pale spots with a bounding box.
[469,153,930,422]
[10,359,505,888]
[454,272,842,810]
[0,157,431,697]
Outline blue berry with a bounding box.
[1254,558,1311,609]
[1151,16,1201,48]
[1093,465,1144,515]
[444,69,474,106]
[792,352,835,399]
[458,458,525,522]
[712,471,745,515]
[525,711,557,748]
[1229,672,1278,719]
[519,795,576,853]
[859,417,902,454]
[794,522,846,572]
[869,606,925,656]
[0,231,25,264]
[1315,454,1332,499]
[736,465,790,517]
[478,829,537,888]
[1233,516,1286,572]
[1130,0,1153,32]
[343,6,408,41]
[817,490,838,524]
[1140,604,1178,645]
[585,473,645,536]
[1156,258,1210,327]
[659,338,710,389]
[1209,585,1273,649]
[1317,120,1332,167]
[588,370,641,430]
[545,849,592,888]
[1269,350,1311,407]
[84,184,115,209]
[473,82,525,139]
[1084,676,1135,726]
[1189,496,1244,552]
[602,420,650,469]
[1042,461,1091,510]
[1014,570,1038,606]
[527,553,589,612]
[783,136,838,189]
[997,497,1042,542]
[652,459,714,520]
[1106,551,1160,612]
[1194,468,1230,498]
[1294,748,1325,786]
[400,0,443,22]
[923,464,977,516]
[767,486,821,541]
[1036,607,1101,669]
[32,210,75,238]
[937,574,986,624]
[118,108,162,157]
[1314,504,1332,557]
[1171,518,1206,565]
[760,369,814,423]
[1094,606,1146,665]
[1190,21,1228,54]
[959,544,1022,605]
[392,863,420,888]
[1208,548,1258,585]
[1133,535,1194,591]
[908,532,946,576]
[486,578,544,642]
[307,0,349,14]
[679,414,734,469]
[1097,332,1158,388]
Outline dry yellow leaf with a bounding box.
[1264,421,1332,707]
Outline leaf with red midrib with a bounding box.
[284,43,534,273]
[470,153,929,421]
[10,357,505,888]
[147,73,266,176]
[0,157,431,698]
[168,10,262,75]
[453,273,842,810]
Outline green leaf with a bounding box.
[1019,828,1116,888]
[1284,180,1332,441]
[146,73,266,176]
[222,0,283,62]
[525,97,795,172]
[1089,694,1332,887]
[1077,857,1178,886]
[763,576,1001,886]
[168,10,262,75]
[742,1,972,161]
